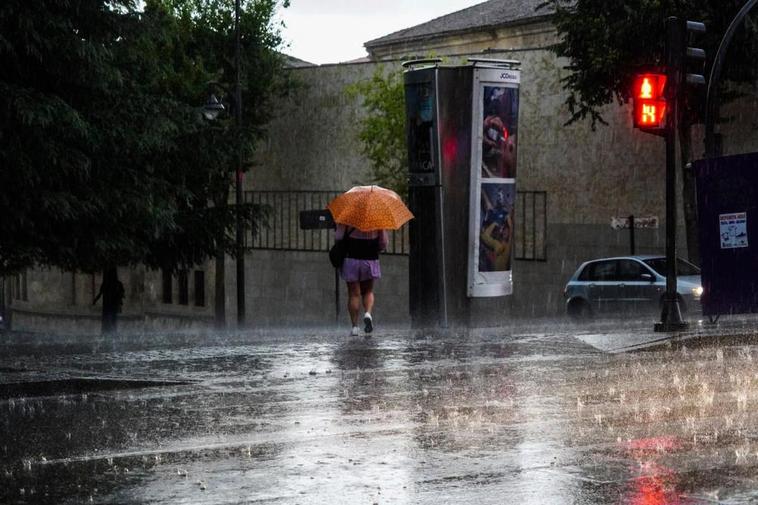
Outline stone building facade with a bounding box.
[2,264,216,334]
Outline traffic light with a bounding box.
[665,17,707,93]
[633,73,667,131]
[683,20,706,86]
[634,18,706,136]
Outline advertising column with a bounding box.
[467,66,520,297]
[404,66,445,326]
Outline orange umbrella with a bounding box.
[327,185,414,231]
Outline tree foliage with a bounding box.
[347,67,408,199]
[0,0,131,273]
[0,0,291,276]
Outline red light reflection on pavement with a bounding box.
[622,436,689,505]
[628,463,683,505]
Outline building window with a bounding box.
[194,270,205,307]
[70,271,77,306]
[178,270,189,305]
[162,269,172,304]
[13,272,27,301]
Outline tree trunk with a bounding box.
[215,247,226,329]
[213,185,231,329]
[100,266,123,334]
[0,276,7,329]
[679,123,701,266]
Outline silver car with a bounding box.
[564,255,702,319]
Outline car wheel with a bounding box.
[567,299,592,320]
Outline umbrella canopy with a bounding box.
[327,185,414,231]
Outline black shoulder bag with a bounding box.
[329,227,353,268]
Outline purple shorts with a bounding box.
[341,258,382,282]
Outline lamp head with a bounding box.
[203,94,225,120]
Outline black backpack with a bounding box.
[328,227,353,268]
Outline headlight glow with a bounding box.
[692,286,703,297]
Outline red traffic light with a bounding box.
[633,73,667,130]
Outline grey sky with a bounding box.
[277,0,480,64]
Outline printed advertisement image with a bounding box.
[467,67,520,297]
[479,183,515,273]
[481,85,518,179]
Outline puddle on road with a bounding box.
[0,377,193,400]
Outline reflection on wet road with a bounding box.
[1,322,757,504]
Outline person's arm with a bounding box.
[503,135,516,178]
[378,230,389,252]
[480,222,506,253]
[93,285,102,305]
[483,115,505,149]
[335,224,344,241]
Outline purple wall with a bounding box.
[695,153,758,315]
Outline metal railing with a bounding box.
[245,190,546,260]
[245,190,409,255]
[514,190,547,261]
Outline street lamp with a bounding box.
[202,0,246,328]
[203,94,225,121]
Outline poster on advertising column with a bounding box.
[468,66,520,297]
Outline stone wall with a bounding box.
[256,47,668,226]
[254,62,382,192]
[6,264,215,335]
[235,221,670,329]
[233,250,409,329]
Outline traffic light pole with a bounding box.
[655,17,688,332]
[234,0,245,327]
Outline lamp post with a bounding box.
[203,0,245,327]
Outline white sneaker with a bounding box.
[350,326,360,337]
[363,313,373,334]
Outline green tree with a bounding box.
[0,0,131,274]
[150,0,293,327]
[0,0,291,331]
[541,0,758,264]
[347,67,408,199]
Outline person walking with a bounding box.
[335,223,388,337]
[327,185,413,336]
[93,267,125,334]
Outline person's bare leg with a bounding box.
[360,279,375,314]
[347,282,361,329]
[360,279,375,333]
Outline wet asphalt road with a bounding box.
[1,319,758,504]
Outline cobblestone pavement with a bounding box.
[1,319,758,504]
